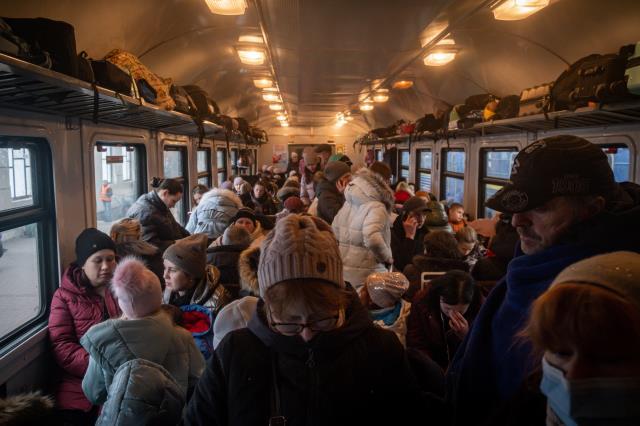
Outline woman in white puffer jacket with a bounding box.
[332,167,394,290]
[186,188,243,239]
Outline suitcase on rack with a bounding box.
[170,85,197,116]
[183,85,220,120]
[622,42,640,95]
[0,18,52,68]
[77,51,133,96]
[415,114,440,133]
[519,83,553,117]
[105,49,175,110]
[551,53,632,111]
[3,17,78,78]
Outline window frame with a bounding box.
[415,148,433,191]
[163,145,189,225]
[94,142,147,228]
[0,137,58,352]
[478,147,518,219]
[440,148,466,204]
[599,143,632,183]
[398,149,410,181]
[196,147,212,188]
[216,147,228,185]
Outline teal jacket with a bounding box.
[80,310,205,405]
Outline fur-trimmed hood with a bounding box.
[0,392,54,425]
[238,244,260,296]
[277,185,300,202]
[344,168,394,212]
[199,188,243,209]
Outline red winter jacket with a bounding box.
[48,263,121,411]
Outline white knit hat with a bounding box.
[258,214,344,297]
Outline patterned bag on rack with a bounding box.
[104,49,175,110]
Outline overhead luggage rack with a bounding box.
[357,99,640,145]
[0,53,227,138]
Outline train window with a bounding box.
[375,149,383,162]
[94,144,146,233]
[399,149,410,180]
[197,148,212,187]
[601,145,630,182]
[217,148,227,184]
[0,139,57,346]
[416,149,432,191]
[230,148,239,176]
[441,149,465,204]
[479,148,518,219]
[163,146,188,225]
[252,148,258,175]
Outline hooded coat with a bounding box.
[182,292,426,426]
[207,244,249,300]
[186,189,243,239]
[446,182,640,425]
[126,191,189,252]
[315,179,345,225]
[332,169,394,289]
[48,264,121,412]
[94,359,185,426]
[80,310,205,406]
[163,265,231,315]
[370,299,412,347]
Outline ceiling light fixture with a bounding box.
[423,38,457,66]
[492,0,550,20]
[205,0,247,15]
[237,49,265,65]
[253,77,273,88]
[276,114,288,121]
[269,103,284,111]
[359,100,374,112]
[392,80,414,90]
[373,89,389,103]
[280,121,290,127]
[263,93,281,102]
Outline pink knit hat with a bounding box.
[111,257,162,319]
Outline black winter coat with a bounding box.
[207,244,248,300]
[126,191,189,252]
[391,215,429,272]
[315,180,345,225]
[182,293,431,426]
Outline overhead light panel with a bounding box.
[205,0,247,15]
[280,121,290,127]
[238,35,264,44]
[269,103,284,111]
[373,89,389,103]
[237,49,265,65]
[392,80,414,90]
[359,100,374,111]
[276,113,288,121]
[253,77,273,88]
[492,0,549,20]
[262,88,281,102]
[423,39,457,66]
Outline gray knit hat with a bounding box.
[323,160,351,183]
[258,214,344,297]
[551,251,640,309]
[222,225,251,247]
[162,234,208,278]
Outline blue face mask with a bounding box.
[540,357,640,425]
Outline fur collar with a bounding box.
[346,168,394,212]
[238,245,260,296]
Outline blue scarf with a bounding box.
[369,302,401,326]
[447,242,600,424]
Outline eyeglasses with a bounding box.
[267,307,340,335]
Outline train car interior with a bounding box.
[0,0,639,423]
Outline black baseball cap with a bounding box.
[403,196,432,214]
[485,135,616,214]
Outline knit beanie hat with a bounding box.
[222,225,251,247]
[213,296,258,348]
[232,207,257,226]
[284,196,304,213]
[220,180,234,191]
[162,234,208,278]
[75,228,116,266]
[233,177,245,186]
[111,257,162,319]
[365,272,410,308]
[551,251,640,309]
[323,160,351,183]
[369,161,392,181]
[258,215,344,297]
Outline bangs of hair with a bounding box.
[526,284,640,361]
[265,279,350,319]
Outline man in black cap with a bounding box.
[390,196,431,271]
[315,160,352,225]
[446,134,640,425]
[314,144,333,170]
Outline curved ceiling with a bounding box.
[1,0,639,133]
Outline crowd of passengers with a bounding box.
[3,135,639,426]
